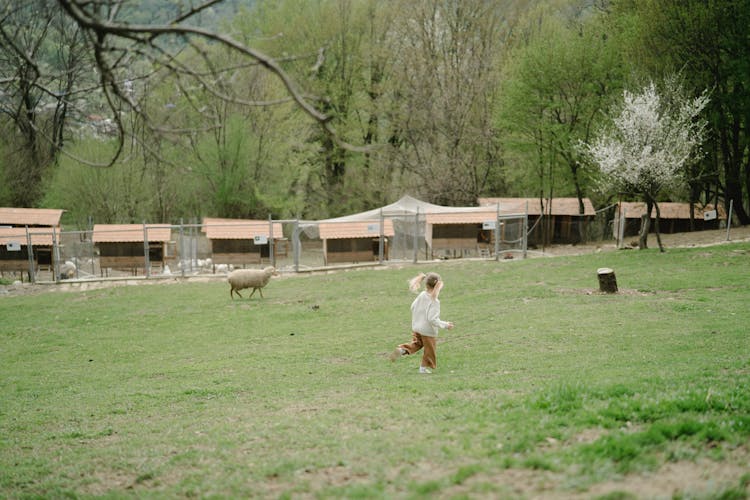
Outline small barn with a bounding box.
[202,218,285,266]
[93,224,173,275]
[479,197,596,245]
[0,227,60,279]
[614,202,726,237]
[0,207,64,277]
[317,219,395,265]
[312,196,510,261]
[425,209,500,259]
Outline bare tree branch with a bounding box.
[54,0,371,155]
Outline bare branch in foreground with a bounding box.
[55,0,373,158]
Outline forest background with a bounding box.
[1,0,748,230]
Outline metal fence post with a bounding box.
[413,210,419,264]
[52,227,60,283]
[293,219,300,273]
[88,216,95,277]
[495,203,501,261]
[378,209,384,264]
[143,223,151,278]
[179,219,186,278]
[523,213,528,259]
[25,226,36,283]
[726,199,734,241]
[268,215,275,268]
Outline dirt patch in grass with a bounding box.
[294,464,371,492]
[440,446,749,499]
[585,446,750,499]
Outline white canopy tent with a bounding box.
[302,195,527,261]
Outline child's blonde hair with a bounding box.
[409,272,441,293]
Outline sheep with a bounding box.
[228,266,277,299]
[59,261,77,280]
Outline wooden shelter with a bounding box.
[479,197,596,245]
[312,196,518,261]
[425,210,500,259]
[202,218,285,266]
[614,202,726,237]
[317,219,395,265]
[92,224,173,275]
[0,227,60,278]
[0,207,64,277]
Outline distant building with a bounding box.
[92,224,173,276]
[317,219,395,265]
[313,195,511,260]
[478,197,596,245]
[614,202,726,237]
[202,218,285,267]
[0,207,64,279]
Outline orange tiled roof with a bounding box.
[202,218,283,239]
[318,220,395,239]
[425,210,500,224]
[0,207,64,226]
[0,226,59,246]
[478,197,596,216]
[617,202,726,220]
[92,224,172,243]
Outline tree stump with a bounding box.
[597,267,618,293]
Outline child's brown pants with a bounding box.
[399,332,437,369]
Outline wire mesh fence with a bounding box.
[1,213,538,284]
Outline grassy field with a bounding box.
[1,243,749,499]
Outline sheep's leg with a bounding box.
[248,288,257,299]
[258,288,264,298]
[231,287,242,299]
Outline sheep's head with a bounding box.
[264,266,279,276]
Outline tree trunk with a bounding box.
[638,210,651,249]
[653,200,665,252]
[597,268,618,293]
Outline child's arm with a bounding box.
[426,292,454,330]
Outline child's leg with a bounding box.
[420,336,437,369]
[399,332,424,355]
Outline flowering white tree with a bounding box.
[584,79,709,251]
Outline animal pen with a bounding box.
[315,219,395,265]
[0,227,60,281]
[425,210,509,259]
[202,218,286,268]
[613,202,727,239]
[0,207,65,281]
[92,224,174,276]
[5,198,533,284]
[479,197,597,247]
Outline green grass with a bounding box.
[1,244,749,498]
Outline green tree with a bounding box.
[386,0,510,206]
[582,79,709,251]
[236,0,402,217]
[615,0,750,224]
[43,140,155,226]
[498,3,625,239]
[140,37,319,221]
